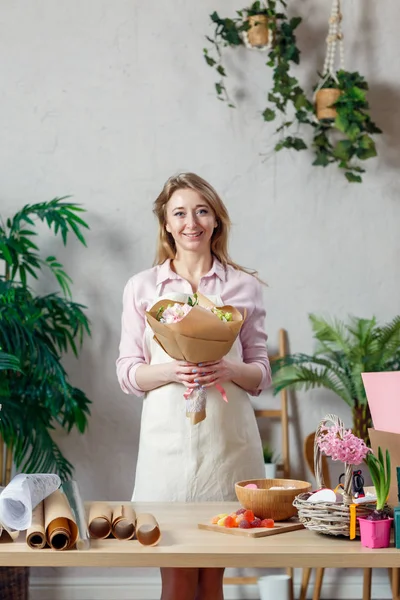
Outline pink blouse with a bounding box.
[116,258,271,397]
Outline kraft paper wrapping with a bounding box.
[136,513,161,546]
[186,387,207,424]
[44,489,78,550]
[88,503,112,539]
[26,501,46,549]
[145,292,245,364]
[111,504,136,540]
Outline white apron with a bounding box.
[132,281,265,502]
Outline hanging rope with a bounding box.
[315,0,345,93]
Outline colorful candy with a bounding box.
[211,510,275,529]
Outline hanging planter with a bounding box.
[203,1,310,151]
[315,86,341,121]
[246,13,270,47]
[310,0,382,182]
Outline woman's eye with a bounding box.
[197,209,208,215]
[174,212,184,217]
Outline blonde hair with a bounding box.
[153,172,256,276]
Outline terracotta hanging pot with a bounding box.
[315,88,341,120]
[247,14,270,47]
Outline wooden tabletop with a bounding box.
[1,502,399,568]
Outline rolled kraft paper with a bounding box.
[88,503,112,539]
[26,501,46,549]
[136,513,161,546]
[111,504,136,540]
[44,489,78,551]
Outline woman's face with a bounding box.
[165,189,217,255]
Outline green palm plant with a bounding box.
[272,315,400,444]
[0,198,91,481]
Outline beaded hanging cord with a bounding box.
[241,0,273,51]
[314,0,345,96]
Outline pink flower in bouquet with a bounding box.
[317,425,371,465]
[157,303,193,324]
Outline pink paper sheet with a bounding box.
[362,371,400,434]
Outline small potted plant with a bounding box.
[202,1,310,153]
[315,74,342,121]
[311,70,382,182]
[358,447,393,548]
[263,444,277,478]
[244,1,271,48]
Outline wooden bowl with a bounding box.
[235,478,312,521]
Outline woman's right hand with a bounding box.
[167,361,200,388]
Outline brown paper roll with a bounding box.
[44,489,78,550]
[26,501,46,549]
[136,513,161,546]
[88,503,112,539]
[111,504,136,540]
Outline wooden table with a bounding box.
[0,502,399,571]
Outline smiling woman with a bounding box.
[116,172,271,600]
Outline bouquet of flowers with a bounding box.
[146,293,245,424]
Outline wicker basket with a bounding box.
[293,414,377,538]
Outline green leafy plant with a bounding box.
[203,1,310,151]
[272,315,400,445]
[364,447,391,518]
[262,443,276,464]
[0,198,91,480]
[312,70,382,182]
[0,351,20,372]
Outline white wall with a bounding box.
[1,0,399,597]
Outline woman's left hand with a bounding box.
[191,358,237,389]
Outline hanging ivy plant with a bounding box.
[203,0,382,183]
[203,1,311,151]
[312,70,382,182]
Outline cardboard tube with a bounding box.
[88,503,112,539]
[111,504,136,540]
[136,513,161,546]
[26,501,46,549]
[44,489,78,550]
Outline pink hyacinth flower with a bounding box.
[317,425,370,466]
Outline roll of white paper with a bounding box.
[258,574,291,600]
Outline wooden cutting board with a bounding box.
[198,519,304,538]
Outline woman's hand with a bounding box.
[189,359,236,389]
[167,361,202,388]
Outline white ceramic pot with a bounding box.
[264,462,277,479]
[258,574,291,600]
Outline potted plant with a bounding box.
[314,74,342,121]
[0,198,91,596]
[271,315,400,446]
[244,1,272,48]
[203,1,310,151]
[0,197,91,477]
[263,444,277,478]
[358,447,392,548]
[311,70,382,182]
